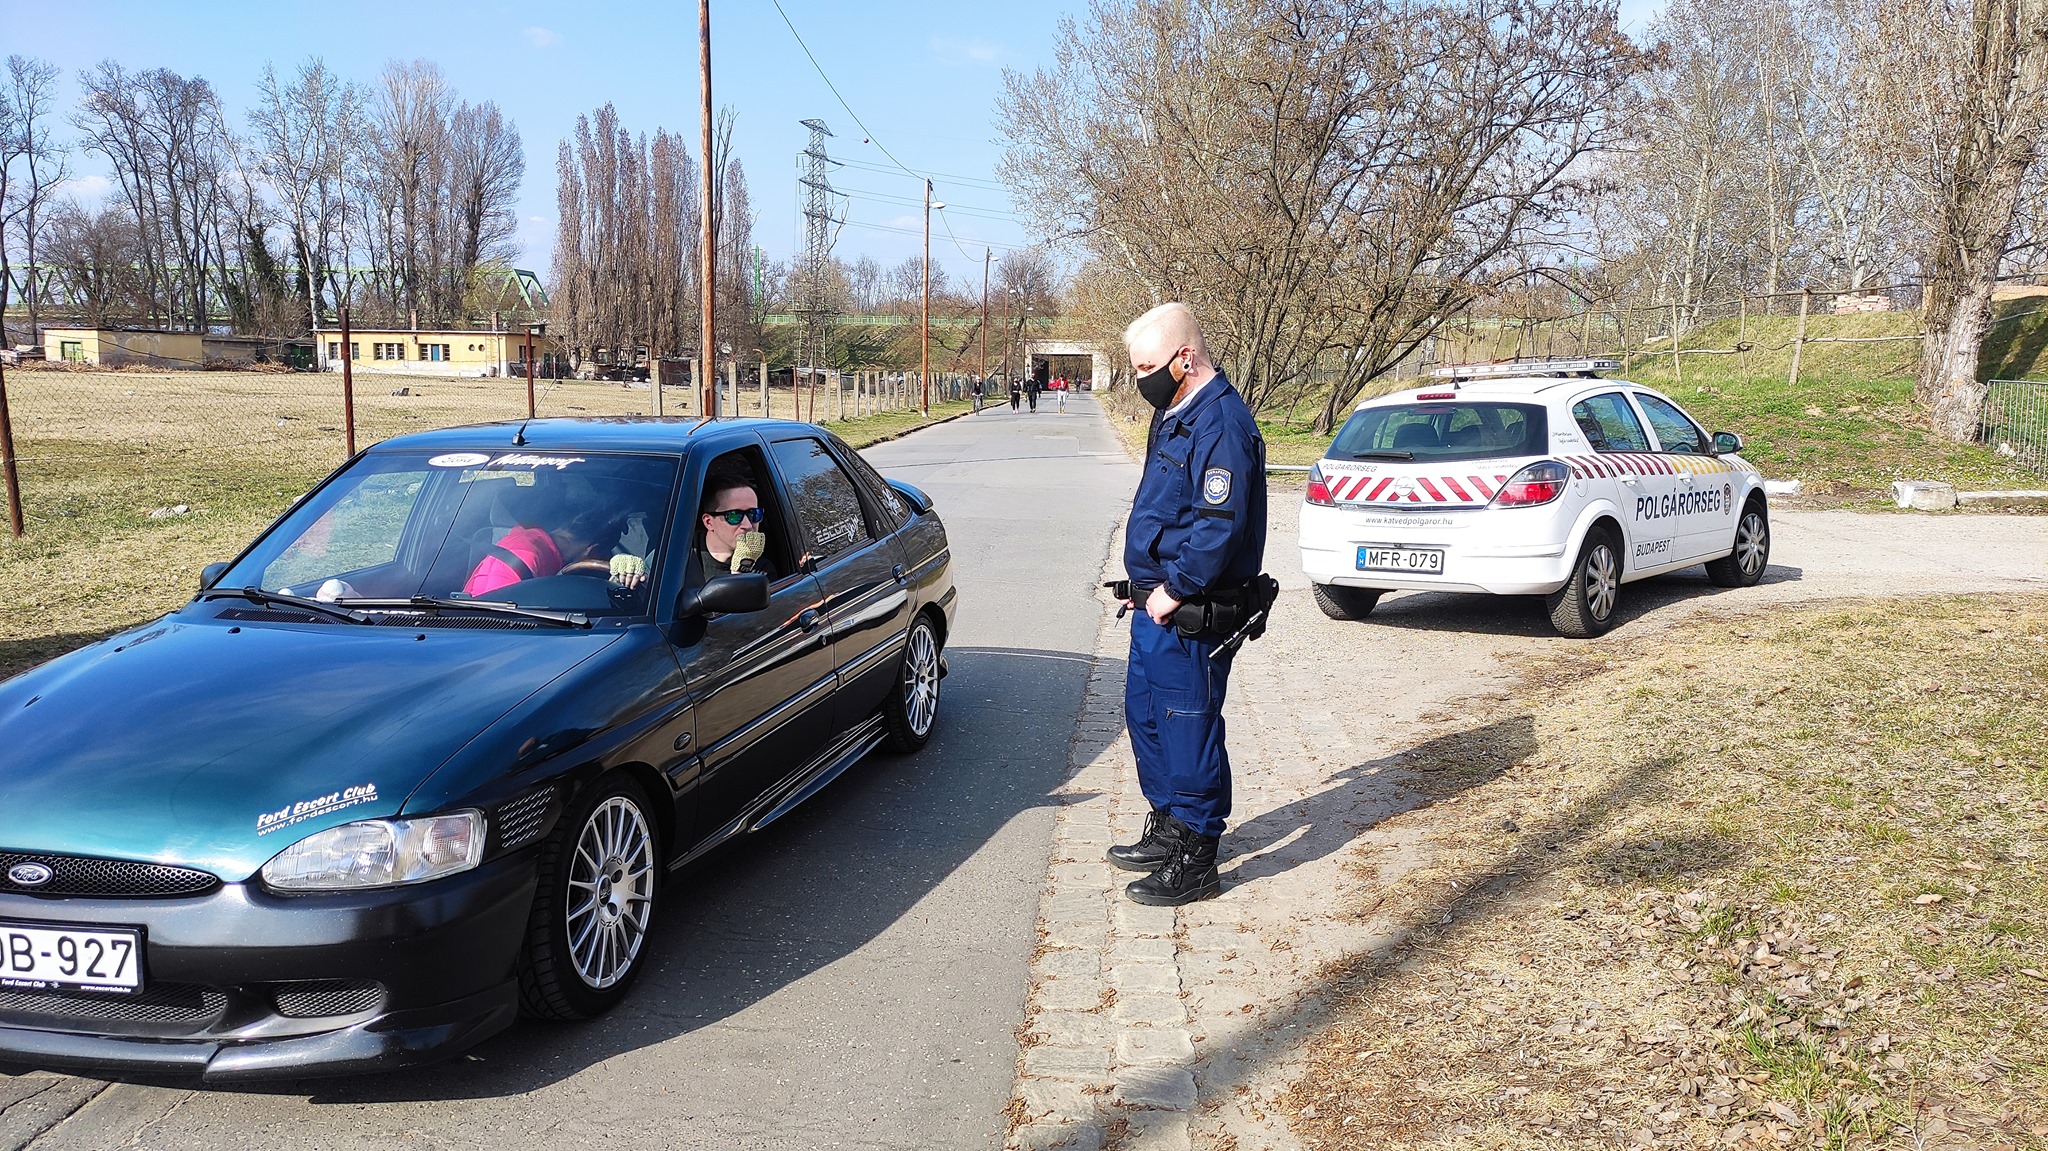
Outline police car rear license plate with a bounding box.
[0,920,144,994]
[1358,546,1443,573]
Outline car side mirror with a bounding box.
[199,562,230,592]
[678,572,770,618]
[1712,431,1743,455]
[886,478,933,515]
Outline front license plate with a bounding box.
[0,921,144,994]
[1358,545,1444,573]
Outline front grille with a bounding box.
[494,787,557,851]
[272,979,385,1018]
[0,850,220,898]
[0,982,225,1024]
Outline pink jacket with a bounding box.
[464,526,564,596]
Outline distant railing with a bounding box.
[1982,379,2048,478]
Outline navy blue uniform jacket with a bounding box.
[1124,372,1267,601]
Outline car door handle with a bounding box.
[892,564,907,585]
[1618,475,1639,486]
[798,608,824,632]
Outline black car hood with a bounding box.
[0,614,623,882]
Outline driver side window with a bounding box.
[1570,393,1652,453]
[688,446,796,585]
[1634,393,1707,454]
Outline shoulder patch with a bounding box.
[1203,467,1232,505]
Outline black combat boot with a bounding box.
[1107,809,1184,873]
[1124,831,1221,906]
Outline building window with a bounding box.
[350,342,360,362]
[327,341,339,360]
[60,341,84,363]
[373,342,405,361]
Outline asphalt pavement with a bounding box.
[0,395,1140,1150]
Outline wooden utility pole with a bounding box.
[921,179,935,417]
[0,353,23,538]
[524,327,537,420]
[698,0,717,419]
[1788,289,1812,389]
[980,248,992,382]
[340,304,357,456]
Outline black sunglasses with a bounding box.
[709,507,764,526]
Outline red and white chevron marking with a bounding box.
[1558,452,1672,478]
[1324,471,1511,504]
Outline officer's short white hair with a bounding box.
[1123,302,1205,362]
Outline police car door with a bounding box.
[1567,390,1677,573]
[1631,391,1733,562]
[766,435,914,733]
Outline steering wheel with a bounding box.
[561,559,615,577]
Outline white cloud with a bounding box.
[58,173,114,203]
[930,36,1003,69]
[522,26,561,48]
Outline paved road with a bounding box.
[0,397,1138,1150]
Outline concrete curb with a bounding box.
[846,404,978,450]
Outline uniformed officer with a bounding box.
[1110,302,1267,905]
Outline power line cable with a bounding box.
[768,0,926,184]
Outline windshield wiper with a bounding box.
[339,595,592,629]
[195,586,377,625]
[1350,449,1415,461]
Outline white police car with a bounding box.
[1298,359,1769,637]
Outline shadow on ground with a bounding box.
[1354,564,1804,638]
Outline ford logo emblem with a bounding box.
[6,862,53,888]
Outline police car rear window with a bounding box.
[1330,402,1546,462]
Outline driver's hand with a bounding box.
[609,553,647,589]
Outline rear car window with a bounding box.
[1330,402,1546,462]
[1570,393,1652,453]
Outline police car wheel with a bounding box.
[883,614,943,753]
[517,775,662,1021]
[1705,500,1770,588]
[1547,529,1621,638]
[1311,582,1381,621]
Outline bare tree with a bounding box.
[0,55,69,344]
[43,201,146,327]
[1002,0,1644,432]
[249,59,365,331]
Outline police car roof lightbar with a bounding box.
[1429,358,1622,381]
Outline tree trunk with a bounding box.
[1921,275,2000,440]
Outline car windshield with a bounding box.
[1330,401,1547,462]
[216,449,681,618]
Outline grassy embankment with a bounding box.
[1243,303,2048,504]
[0,367,969,680]
[1285,596,2047,1150]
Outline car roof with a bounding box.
[1354,376,1650,411]
[365,416,819,456]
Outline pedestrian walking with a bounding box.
[971,376,984,413]
[1027,377,1039,413]
[1009,378,1021,411]
[1056,377,1067,414]
[1108,302,1270,906]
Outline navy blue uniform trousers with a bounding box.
[1125,610,1233,838]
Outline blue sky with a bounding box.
[2,0,1664,285]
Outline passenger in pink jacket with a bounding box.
[463,524,567,597]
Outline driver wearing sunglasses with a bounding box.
[697,466,778,580]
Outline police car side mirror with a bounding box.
[199,561,230,592]
[679,572,770,618]
[1711,431,1743,455]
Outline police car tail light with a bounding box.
[1491,461,1569,507]
[1305,464,1336,507]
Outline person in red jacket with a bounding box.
[464,510,609,597]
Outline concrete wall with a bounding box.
[44,328,206,368]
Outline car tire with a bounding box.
[1705,500,1770,588]
[1547,528,1622,638]
[1311,583,1381,621]
[518,775,662,1021]
[883,613,943,753]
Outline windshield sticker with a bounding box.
[257,783,380,836]
[1319,460,1378,474]
[428,452,492,468]
[487,453,586,471]
[815,517,862,548]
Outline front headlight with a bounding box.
[260,811,485,891]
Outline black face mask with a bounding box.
[1135,361,1182,410]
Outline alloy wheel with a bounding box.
[565,796,656,990]
[1735,511,1768,577]
[1584,542,1619,621]
[902,622,941,738]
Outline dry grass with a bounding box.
[1284,595,2048,1150]
[0,368,969,681]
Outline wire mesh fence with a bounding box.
[0,363,975,538]
[1981,380,2048,479]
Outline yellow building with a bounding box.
[44,327,208,369]
[315,328,550,378]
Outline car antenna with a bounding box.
[511,418,529,446]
